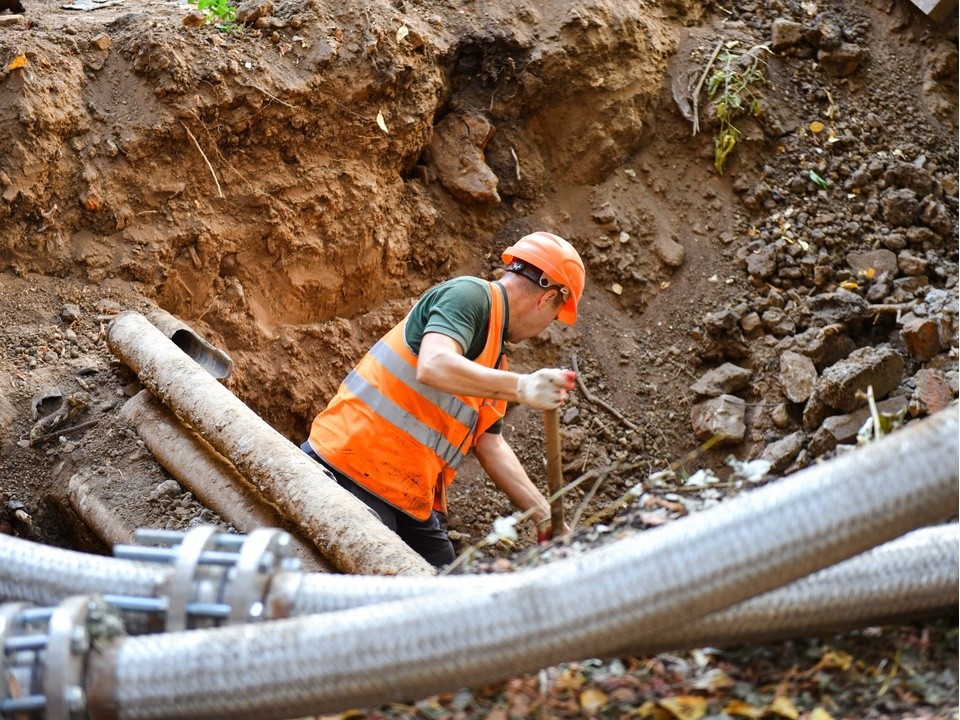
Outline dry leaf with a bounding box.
[396,24,409,42]
[375,111,389,133]
[809,121,825,133]
[818,649,854,670]
[579,688,608,712]
[858,267,876,280]
[766,696,800,720]
[839,280,858,290]
[808,708,834,720]
[658,695,708,720]
[691,668,734,691]
[724,699,765,718]
[6,54,27,71]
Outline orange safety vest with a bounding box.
[308,279,509,520]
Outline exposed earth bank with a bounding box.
[0,0,957,716]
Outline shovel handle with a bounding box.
[543,407,565,535]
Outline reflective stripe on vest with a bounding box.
[308,278,507,520]
[341,366,469,470]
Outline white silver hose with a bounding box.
[83,406,958,720]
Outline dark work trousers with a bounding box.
[299,440,456,568]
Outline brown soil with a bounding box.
[0,0,957,715]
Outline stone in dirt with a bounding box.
[690,363,752,398]
[806,289,868,325]
[690,394,746,444]
[770,19,803,52]
[760,430,804,474]
[746,244,777,280]
[777,325,855,370]
[913,369,954,415]
[900,314,941,362]
[807,395,910,457]
[817,43,867,78]
[427,113,500,205]
[652,235,685,268]
[779,350,817,403]
[846,249,898,279]
[818,345,905,412]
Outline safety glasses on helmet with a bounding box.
[505,261,570,302]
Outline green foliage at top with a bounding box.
[190,0,237,29]
[706,45,769,174]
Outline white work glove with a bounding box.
[515,368,577,410]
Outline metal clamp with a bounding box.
[0,596,106,720]
[108,525,299,631]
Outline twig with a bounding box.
[30,419,99,446]
[569,471,605,532]
[665,482,740,494]
[692,40,723,136]
[570,353,640,432]
[239,82,298,108]
[180,121,223,198]
[865,303,915,314]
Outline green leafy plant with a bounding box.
[705,44,769,174]
[808,169,830,189]
[190,0,237,28]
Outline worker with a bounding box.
[300,231,586,568]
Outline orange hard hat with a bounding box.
[502,231,585,325]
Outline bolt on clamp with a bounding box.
[0,595,118,720]
[106,525,300,632]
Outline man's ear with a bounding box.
[540,288,559,307]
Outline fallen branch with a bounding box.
[29,419,99,446]
[570,353,640,432]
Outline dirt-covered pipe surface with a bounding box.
[121,391,332,573]
[107,310,433,577]
[84,406,958,719]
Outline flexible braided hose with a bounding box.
[271,523,958,636]
[610,522,958,655]
[0,532,163,606]
[1,520,954,647]
[85,406,958,720]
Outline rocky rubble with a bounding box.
[682,1,958,477]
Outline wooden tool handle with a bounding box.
[543,407,565,535]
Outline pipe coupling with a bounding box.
[0,596,121,720]
[106,526,300,632]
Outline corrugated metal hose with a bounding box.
[0,406,956,720]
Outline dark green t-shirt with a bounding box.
[404,276,508,434]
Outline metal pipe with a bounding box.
[145,308,234,380]
[120,391,332,573]
[83,406,958,719]
[107,310,433,577]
